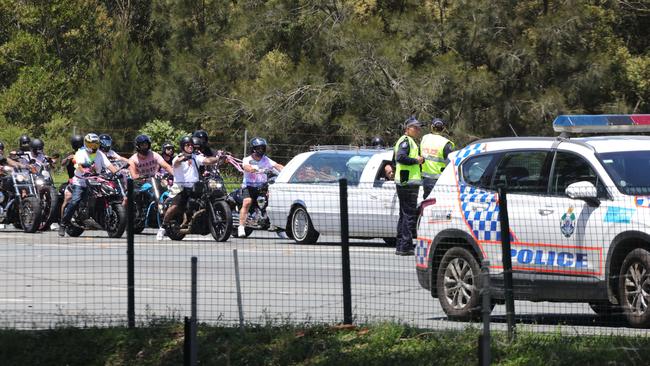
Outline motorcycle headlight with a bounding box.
[208,180,222,190]
[15,174,26,182]
[36,178,45,186]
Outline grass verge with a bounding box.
[1,323,649,365]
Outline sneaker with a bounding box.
[156,227,166,241]
[58,224,66,237]
[237,225,246,237]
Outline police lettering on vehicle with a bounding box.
[510,248,589,269]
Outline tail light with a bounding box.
[419,198,436,216]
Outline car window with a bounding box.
[492,151,549,193]
[461,154,496,189]
[289,152,373,185]
[551,151,605,196]
[600,151,650,195]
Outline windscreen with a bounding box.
[600,151,650,194]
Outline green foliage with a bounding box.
[138,119,188,153]
[0,117,26,151]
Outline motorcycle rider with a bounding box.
[0,141,28,193]
[157,136,223,240]
[192,130,216,157]
[61,135,84,180]
[28,138,49,164]
[238,137,283,237]
[59,133,119,237]
[99,134,130,165]
[10,135,32,164]
[128,135,173,180]
[160,142,174,167]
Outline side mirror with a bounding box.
[565,181,599,206]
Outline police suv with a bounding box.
[416,114,650,327]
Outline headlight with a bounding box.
[36,178,45,186]
[15,174,27,182]
[208,180,222,190]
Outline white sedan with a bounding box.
[268,148,422,244]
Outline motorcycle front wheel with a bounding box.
[209,200,232,242]
[19,196,42,233]
[38,185,59,231]
[105,203,127,238]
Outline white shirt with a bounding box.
[243,155,276,187]
[172,154,205,188]
[72,148,111,187]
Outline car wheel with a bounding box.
[618,248,650,327]
[290,206,319,244]
[436,247,486,321]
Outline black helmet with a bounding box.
[250,137,267,156]
[192,130,208,147]
[98,134,112,152]
[71,135,84,150]
[30,138,44,152]
[19,135,31,151]
[0,141,4,151]
[179,136,193,151]
[134,134,151,154]
[161,142,174,155]
[431,117,446,131]
[370,136,385,148]
[191,136,202,149]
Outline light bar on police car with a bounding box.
[553,114,650,133]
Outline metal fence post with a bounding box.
[127,178,135,328]
[339,178,353,324]
[498,187,516,340]
[190,257,198,366]
[479,260,491,366]
[233,249,245,330]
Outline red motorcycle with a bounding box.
[65,173,127,238]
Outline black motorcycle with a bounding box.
[163,158,232,242]
[28,157,60,231]
[65,173,127,238]
[0,166,42,233]
[228,169,278,238]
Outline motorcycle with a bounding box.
[65,173,127,238]
[162,155,232,242]
[227,169,278,238]
[0,166,42,233]
[28,157,60,231]
[132,174,172,233]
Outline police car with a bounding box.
[415,114,650,327]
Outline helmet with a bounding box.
[161,142,174,155]
[431,117,446,131]
[70,135,84,150]
[179,136,193,151]
[98,134,112,153]
[134,134,151,154]
[30,138,44,152]
[19,135,31,151]
[0,141,5,151]
[191,136,202,149]
[250,137,267,156]
[192,130,208,147]
[84,133,100,153]
[370,136,385,148]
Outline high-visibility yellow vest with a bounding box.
[394,135,422,185]
[421,134,454,178]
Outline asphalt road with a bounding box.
[0,226,647,336]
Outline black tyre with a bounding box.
[38,186,59,231]
[166,217,186,241]
[383,237,397,246]
[618,248,650,328]
[436,247,485,321]
[133,206,146,234]
[19,196,42,233]
[209,201,232,242]
[105,203,127,238]
[589,301,621,317]
[289,206,319,244]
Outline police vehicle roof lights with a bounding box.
[553,114,650,133]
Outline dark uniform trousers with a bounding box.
[396,184,419,251]
[422,177,437,199]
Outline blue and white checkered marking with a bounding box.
[416,239,429,267]
[453,143,486,166]
[459,184,503,241]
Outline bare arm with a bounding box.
[128,162,139,179]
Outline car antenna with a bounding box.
[508,123,518,137]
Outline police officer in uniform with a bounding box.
[420,117,455,198]
[393,117,424,256]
